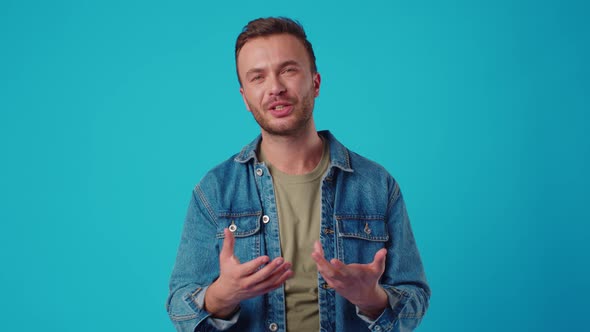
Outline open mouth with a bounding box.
[269,103,293,117]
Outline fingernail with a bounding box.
[276,257,284,265]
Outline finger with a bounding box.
[312,251,336,278]
[220,228,235,260]
[238,255,271,276]
[242,261,292,293]
[313,240,325,256]
[311,242,342,279]
[330,258,346,270]
[311,250,330,266]
[238,256,280,279]
[370,248,387,272]
[311,242,330,267]
[256,260,292,286]
[268,267,294,288]
[254,267,294,295]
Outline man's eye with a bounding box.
[283,67,297,74]
[251,75,262,82]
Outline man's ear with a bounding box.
[313,72,321,97]
[239,87,251,112]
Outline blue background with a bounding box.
[1,0,588,331]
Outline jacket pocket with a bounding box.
[335,215,389,264]
[216,211,262,262]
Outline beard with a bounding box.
[247,87,316,137]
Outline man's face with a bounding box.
[237,34,321,137]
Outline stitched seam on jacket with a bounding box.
[386,181,401,213]
[195,185,218,224]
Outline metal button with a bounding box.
[228,224,237,232]
[269,322,278,331]
[262,215,270,224]
[374,326,382,331]
[364,222,372,235]
[256,168,263,176]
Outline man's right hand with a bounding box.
[204,228,293,319]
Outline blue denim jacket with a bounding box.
[167,131,430,332]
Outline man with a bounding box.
[167,17,430,332]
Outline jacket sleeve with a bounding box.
[363,182,431,332]
[166,186,239,332]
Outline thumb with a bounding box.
[220,228,236,260]
[371,248,387,273]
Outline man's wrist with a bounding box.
[204,281,240,319]
[355,286,389,320]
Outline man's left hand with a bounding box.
[311,241,389,320]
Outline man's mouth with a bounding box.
[268,103,293,117]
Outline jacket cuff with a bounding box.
[194,286,240,330]
[167,284,240,331]
[357,285,410,332]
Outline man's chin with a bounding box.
[261,122,308,137]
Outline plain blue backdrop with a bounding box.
[1,0,588,331]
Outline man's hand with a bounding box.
[205,228,294,318]
[311,241,389,320]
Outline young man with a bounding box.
[167,17,430,332]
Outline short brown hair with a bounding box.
[235,17,317,85]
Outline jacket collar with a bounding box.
[234,130,353,173]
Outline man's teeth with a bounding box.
[275,105,284,110]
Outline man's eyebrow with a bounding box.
[245,68,264,77]
[245,60,302,77]
[279,60,301,68]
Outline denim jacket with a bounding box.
[167,131,430,332]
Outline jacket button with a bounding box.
[256,168,264,176]
[269,322,278,331]
[364,222,372,234]
[262,215,270,223]
[228,224,237,232]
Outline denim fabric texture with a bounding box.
[167,131,430,332]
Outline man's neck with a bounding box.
[260,125,324,175]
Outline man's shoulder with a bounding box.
[197,135,260,187]
[321,130,398,183]
[345,149,398,190]
[193,146,262,212]
[330,142,402,212]
[348,149,391,175]
[198,152,246,186]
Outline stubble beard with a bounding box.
[248,89,315,137]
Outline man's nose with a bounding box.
[268,74,286,96]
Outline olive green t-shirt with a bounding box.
[259,140,330,332]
